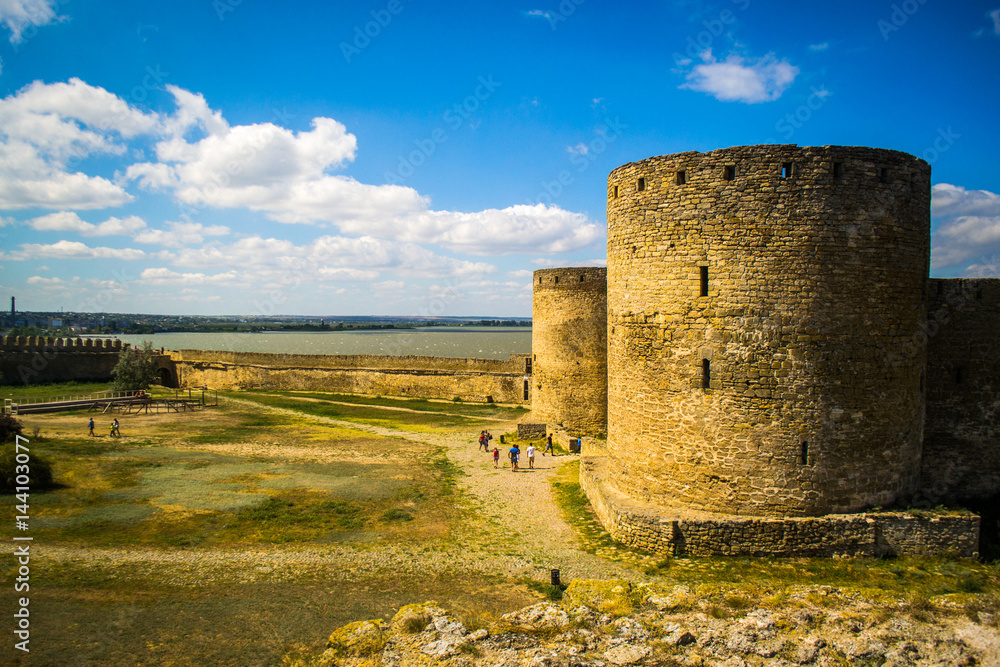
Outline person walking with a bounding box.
[112,418,120,437]
[526,444,536,469]
[544,434,554,456]
[509,444,520,471]
[478,431,486,451]
[88,418,95,437]
[493,447,500,468]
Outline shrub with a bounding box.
[111,340,160,391]
[0,445,54,493]
[0,413,24,444]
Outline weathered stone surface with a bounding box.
[605,145,932,518]
[306,583,1000,667]
[531,267,608,435]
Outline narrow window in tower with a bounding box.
[724,165,735,181]
[976,288,983,300]
[833,162,843,179]
[700,266,709,297]
[702,359,711,390]
[579,274,585,282]
[539,276,543,284]
[523,380,529,401]
[637,177,646,192]
[613,184,619,199]
[800,441,809,465]
[554,276,559,284]
[676,170,686,185]
[879,167,889,183]
[781,162,792,178]
[909,172,917,188]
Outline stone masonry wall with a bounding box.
[169,350,531,404]
[922,278,1000,503]
[0,336,124,385]
[605,145,931,518]
[580,456,979,558]
[531,267,608,435]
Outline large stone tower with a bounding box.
[605,145,931,517]
[531,267,608,434]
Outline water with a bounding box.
[114,326,532,359]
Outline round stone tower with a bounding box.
[605,145,931,517]
[531,267,608,435]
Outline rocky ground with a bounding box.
[297,578,1000,666]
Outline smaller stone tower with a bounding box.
[531,267,608,435]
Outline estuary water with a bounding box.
[115,326,532,360]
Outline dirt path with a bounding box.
[40,397,645,584]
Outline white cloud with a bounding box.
[567,143,589,155]
[931,183,1000,274]
[27,211,147,236]
[133,221,230,247]
[506,269,533,278]
[808,42,829,51]
[0,78,159,209]
[26,275,66,286]
[3,240,146,261]
[526,9,552,19]
[681,50,798,103]
[991,9,1000,35]
[931,183,1000,217]
[0,0,63,43]
[139,268,240,286]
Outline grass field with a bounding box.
[1,382,997,666]
[1,384,536,666]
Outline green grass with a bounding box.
[265,389,529,420]
[229,391,517,432]
[0,380,112,399]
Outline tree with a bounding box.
[111,340,160,391]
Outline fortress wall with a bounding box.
[169,350,530,403]
[0,336,123,385]
[581,456,979,557]
[531,267,608,434]
[606,145,931,517]
[922,278,1000,503]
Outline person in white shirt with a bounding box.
[526,444,536,469]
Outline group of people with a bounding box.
[88,417,121,438]
[478,431,556,471]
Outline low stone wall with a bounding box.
[0,336,124,385]
[580,457,980,558]
[169,350,531,404]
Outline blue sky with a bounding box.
[0,0,998,317]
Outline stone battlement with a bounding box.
[1,336,124,350]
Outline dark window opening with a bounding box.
[956,366,965,384]
[909,172,917,188]
[579,274,585,282]
[699,266,709,297]
[613,184,619,199]
[781,162,792,178]
[523,380,529,401]
[800,441,809,465]
[637,177,646,192]
[976,288,983,300]
[676,170,686,185]
[539,276,542,284]
[879,167,888,183]
[724,165,735,181]
[833,162,843,178]
[632,245,637,254]
[554,276,559,284]
[702,359,711,390]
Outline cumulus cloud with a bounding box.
[133,221,230,247]
[3,240,146,261]
[931,183,1000,275]
[0,0,63,43]
[0,78,159,209]
[139,268,240,286]
[27,211,147,236]
[681,49,798,103]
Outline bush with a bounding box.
[0,413,24,444]
[111,340,160,391]
[0,444,54,493]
